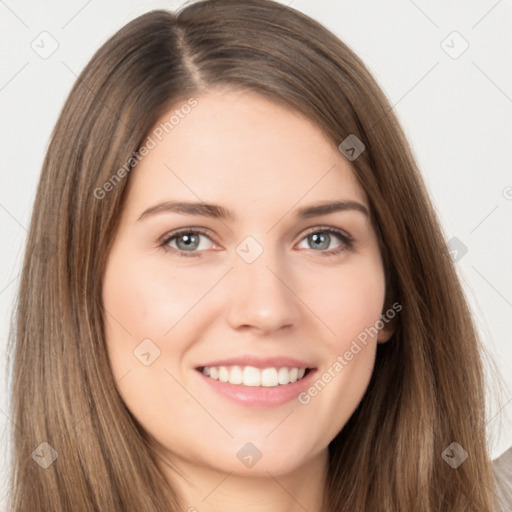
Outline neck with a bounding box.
[155,448,330,512]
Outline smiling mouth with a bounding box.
[197,365,312,387]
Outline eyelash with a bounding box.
[158,226,354,258]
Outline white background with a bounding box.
[1,0,511,503]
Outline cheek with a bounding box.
[293,255,385,440]
[101,245,227,399]
[101,247,171,382]
[301,255,386,349]
[102,248,212,347]
[101,250,200,435]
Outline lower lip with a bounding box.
[197,369,317,408]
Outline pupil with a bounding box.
[310,233,329,250]
[178,234,198,250]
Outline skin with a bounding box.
[102,87,393,512]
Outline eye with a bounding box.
[159,226,354,258]
[160,229,215,257]
[296,227,353,255]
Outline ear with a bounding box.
[376,301,401,343]
[377,322,395,343]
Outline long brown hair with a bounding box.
[7,1,500,510]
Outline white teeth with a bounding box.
[288,368,298,383]
[243,366,261,387]
[261,368,278,387]
[229,365,243,385]
[218,366,229,383]
[278,367,290,385]
[201,365,309,387]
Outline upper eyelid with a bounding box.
[159,226,214,242]
[301,225,352,240]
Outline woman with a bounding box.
[7,0,505,510]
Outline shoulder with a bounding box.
[493,446,512,512]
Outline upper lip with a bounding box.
[196,356,315,370]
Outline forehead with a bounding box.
[122,88,367,221]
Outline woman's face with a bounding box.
[102,88,392,478]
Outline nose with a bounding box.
[225,247,301,335]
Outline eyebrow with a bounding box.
[137,199,369,222]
